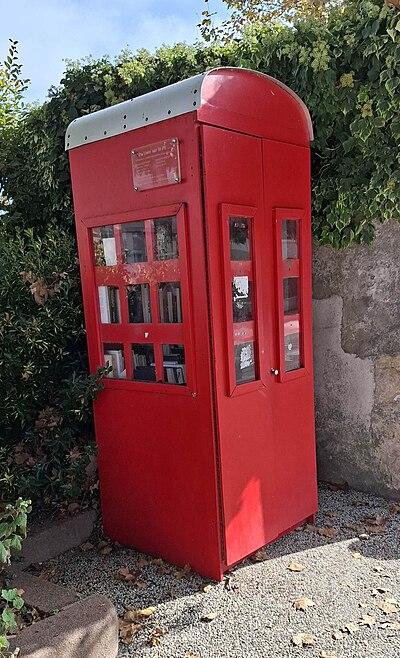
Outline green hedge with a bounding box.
[0,0,398,505]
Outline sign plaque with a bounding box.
[132,138,181,191]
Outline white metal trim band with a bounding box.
[65,73,205,150]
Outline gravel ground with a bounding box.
[50,485,400,658]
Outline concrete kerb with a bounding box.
[8,510,119,658]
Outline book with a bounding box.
[102,237,117,266]
[98,286,111,323]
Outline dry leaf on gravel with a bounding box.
[174,563,192,579]
[148,627,166,646]
[119,614,142,645]
[79,541,94,552]
[320,652,338,658]
[201,612,217,622]
[293,596,315,611]
[376,599,399,614]
[318,526,337,539]
[332,630,345,640]
[291,632,316,647]
[203,584,213,593]
[117,567,138,582]
[379,620,400,630]
[359,614,376,627]
[252,548,268,562]
[97,540,112,555]
[341,622,359,634]
[363,514,387,526]
[123,606,157,623]
[287,561,306,572]
[371,587,389,596]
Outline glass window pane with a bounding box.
[282,220,298,260]
[132,344,156,381]
[284,320,301,371]
[104,343,126,379]
[127,284,151,323]
[154,217,178,260]
[283,277,299,315]
[162,344,186,385]
[229,217,251,261]
[234,341,256,384]
[92,226,116,266]
[232,277,253,323]
[98,286,120,324]
[122,221,147,263]
[158,282,182,323]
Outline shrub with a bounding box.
[0,498,31,655]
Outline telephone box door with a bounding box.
[201,124,317,568]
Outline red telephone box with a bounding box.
[66,67,317,580]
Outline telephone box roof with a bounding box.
[65,67,313,151]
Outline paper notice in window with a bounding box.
[240,343,253,369]
[103,237,117,266]
[233,276,249,299]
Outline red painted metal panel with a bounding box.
[198,69,311,146]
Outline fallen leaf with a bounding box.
[137,557,151,567]
[318,526,337,539]
[174,563,191,579]
[293,596,315,611]
[148,627,166,646]
[341,622,359,634]
[123,606,157,622]
[291,632,316,647]
[137,606,157,618]
[379,620,400,630]
[117,567,138,583]
[371,587,389,596]
[97,540,112,555]
[202,584,213,593]
[320,652,338,658]
[332,630,345,640]
[365,525,385,535]
[287,561,306,572]
[252,548,268,562]
[359,614,376,628]
[80,541,94,552]
[118,617,141,644]
[201,612,217,622]
[363,514,387,526]
[376,599,399,614]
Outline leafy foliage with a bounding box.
[0,498,31,654]
[199,0,344,41]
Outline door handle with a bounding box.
[270,368,279,376]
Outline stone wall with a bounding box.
[312,221,400,501]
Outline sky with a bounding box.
[1,0,228,104]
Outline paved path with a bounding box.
[52,486,400,658]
